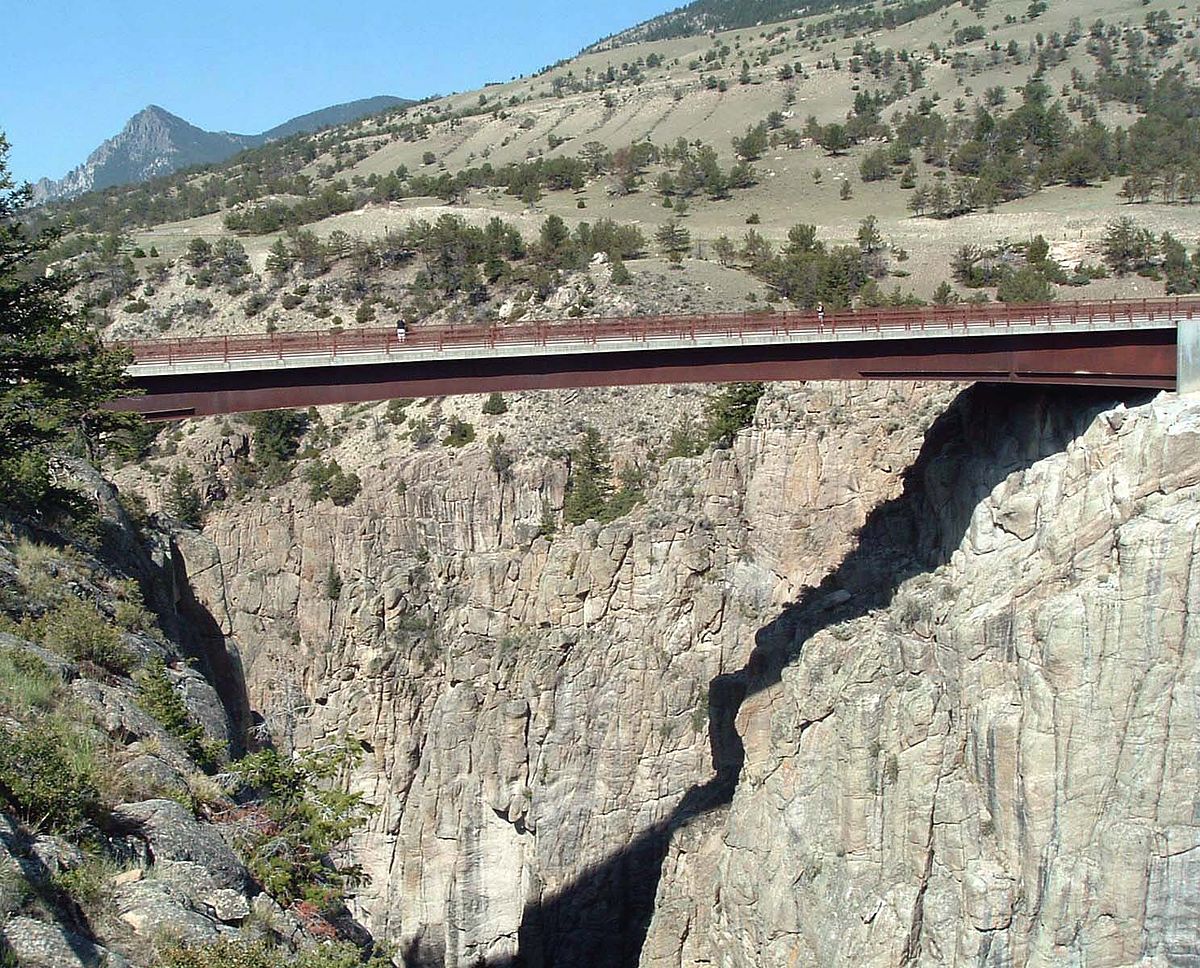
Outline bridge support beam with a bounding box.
[1178,318,1200,394]
[110,328,1177,420]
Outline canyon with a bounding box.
[146,378,1200,966]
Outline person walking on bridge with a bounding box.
[396,319,407,343]
[817,302,825,327]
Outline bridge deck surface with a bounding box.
[121,298,1196,378]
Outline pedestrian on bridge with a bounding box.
[817,302,825,326]
[396,319,407,343]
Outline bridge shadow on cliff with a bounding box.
[415,384,1151,968]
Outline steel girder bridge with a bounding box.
[108,297,1200,419]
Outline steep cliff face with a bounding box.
[652,389,1200,968]
[170,382,1200,966]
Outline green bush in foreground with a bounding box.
[155,938,392,968]
[223,743,372,910]
[0,721,102,836]
[20,595,135,674]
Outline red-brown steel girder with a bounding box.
[108,328,1176,420]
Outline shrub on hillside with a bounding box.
[996,266,1054,303]
[0,721,102,836]
[222,743,372,910]
[384,398,412,426]
[23,596,135,674]
[304,460,361,506]
[157,938,393,968]
[442,417,476,448]
[481,392,508,416]
[137,660,223,772]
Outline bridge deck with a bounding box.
[123,298,1193,376]
[110,298,1197,418]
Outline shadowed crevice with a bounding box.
[449,384,1151,968]
[170,538,252,757]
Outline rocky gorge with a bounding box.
[136,377,1200,967]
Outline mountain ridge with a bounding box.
[33,95,412,203]
[583,0,847,51]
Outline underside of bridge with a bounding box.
[110,328,1177,419]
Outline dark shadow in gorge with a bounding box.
[441,384,1152,968]
[169,540,253,756]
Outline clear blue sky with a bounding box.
[2,0,673,184]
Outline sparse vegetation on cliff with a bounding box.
[222,743,373,910]
[156,938,394,968]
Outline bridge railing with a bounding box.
[118,296,1200,365]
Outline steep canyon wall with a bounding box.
[170,382,1200,967]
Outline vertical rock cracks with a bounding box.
[165,382,1200,967]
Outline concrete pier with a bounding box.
[1178,317,1200,394]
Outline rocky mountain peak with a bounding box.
[32,96,408,205]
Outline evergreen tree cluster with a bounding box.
[0,135,133,518]
[562,426,645,526]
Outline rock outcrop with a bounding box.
[644,388,1200,967]
[161,380,1192,964]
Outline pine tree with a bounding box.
[703,383,765,448]
[563,426,613,525]
[0,133,133,513]
[265,237,294,277]
[655,220,691,262]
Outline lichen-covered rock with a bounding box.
[1,916,129,968]
[109,799,248,892]
[28,835,84,877]
[113,877,223,942]
[115,754,191,801]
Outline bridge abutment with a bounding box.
[1179,318,1200,394]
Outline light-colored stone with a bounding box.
[112,867,144,886]
[171,382,1200,966]
[1,916,129,968]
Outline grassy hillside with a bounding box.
[35,0,1200,343]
